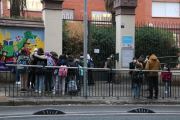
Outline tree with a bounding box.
[10,0,27,18]
[104,0,115,22]
[135,26,180,68]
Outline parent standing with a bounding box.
[145,52,161,99]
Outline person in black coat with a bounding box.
[33,48,47,94]
[129,57,136,89]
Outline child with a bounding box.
[161,64,172,94]
[132,63,143,99]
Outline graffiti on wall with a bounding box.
[0,27,44,61]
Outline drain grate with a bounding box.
[128,108,155,113]
[33,108,65,115]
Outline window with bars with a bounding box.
[92,11,112,21]
[7,0,42,11]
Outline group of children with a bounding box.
[15,47,85,95]
[130,56,172,99]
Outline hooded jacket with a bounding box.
[145,54,161,77]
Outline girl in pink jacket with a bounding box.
[161,64,172,94]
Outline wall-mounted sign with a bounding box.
[121,23,125,28]
[94,49,100,53]
[122,36,133,47]
[122,49,134,67]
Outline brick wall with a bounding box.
[0,0,106,19]
[135,0,180,24]
[1,0,180,24]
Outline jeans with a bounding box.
[15,67,20,82]
[134,83,141,97]
[35,75,44,91]
[45,72,52,91]
[52,74,59,91]
[148,76,158,97]
[165,82,169,91]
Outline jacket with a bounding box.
[145,54,161,77]
[68,60,78,76]
[17,54,31,65]
[161,69,172,82]
[33,53,47,66]
[129,62,136,75]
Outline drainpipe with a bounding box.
[1,0,3,18]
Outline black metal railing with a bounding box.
[1,64,180,99]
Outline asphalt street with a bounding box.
[0,105,180,120]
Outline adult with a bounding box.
[129,57,136,89]
[17,49,31,93]
[145,52,161,99]
[33,48,47,94]
[107,54,115,84]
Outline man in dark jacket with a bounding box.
[129,57,136,89]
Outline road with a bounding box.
[0,105,180,120]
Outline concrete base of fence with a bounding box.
[0,72,15,83]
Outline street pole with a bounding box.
[83,0,87,97]
[1,0,3,18]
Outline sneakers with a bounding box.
[35,90,38,93]
[16,82,21,85]
[164,91,168,94]
[62,91,65,95]
[146,96,153,99]
[39,91,41,94]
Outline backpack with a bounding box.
[68,80,77,92]
[78,65,83,76]
[88,59,94,68]
[47,57,54,66]
[36,61,45,74]
[58,65,68,77]
[132,71,143,84]
[17,61,27,74]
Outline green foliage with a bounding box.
[91,25,116,68]
[135,26,180,68]
[62,21,68,52]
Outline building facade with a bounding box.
[0,0,180,23]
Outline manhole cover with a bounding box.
[128,108,155,113]
[33,108,65,115]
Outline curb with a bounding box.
[1,99,180,106]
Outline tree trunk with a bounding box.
[10,0,20,18]
[112,12,115,26]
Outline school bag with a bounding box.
[36,61,45,74]
[68,80,78,94]
[132,71,143,84]
[88,59,94,68]
[17,61,27,74]
[47,57,54,66]
[58,65,68,77]
[78,65,83,76]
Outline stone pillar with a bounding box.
[41,0,64,56]
[114,0,137,69]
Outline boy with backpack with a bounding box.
[132,63,143,99]
[17,49,31,93]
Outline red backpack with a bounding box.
[58,65,68,77]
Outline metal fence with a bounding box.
[135,22,180,68]
[62,17,116,68]
[2,64,180,99]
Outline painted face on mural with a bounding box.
[24,44,28,49]
[14,47,18,52]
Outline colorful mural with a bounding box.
[0,27,44,61]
